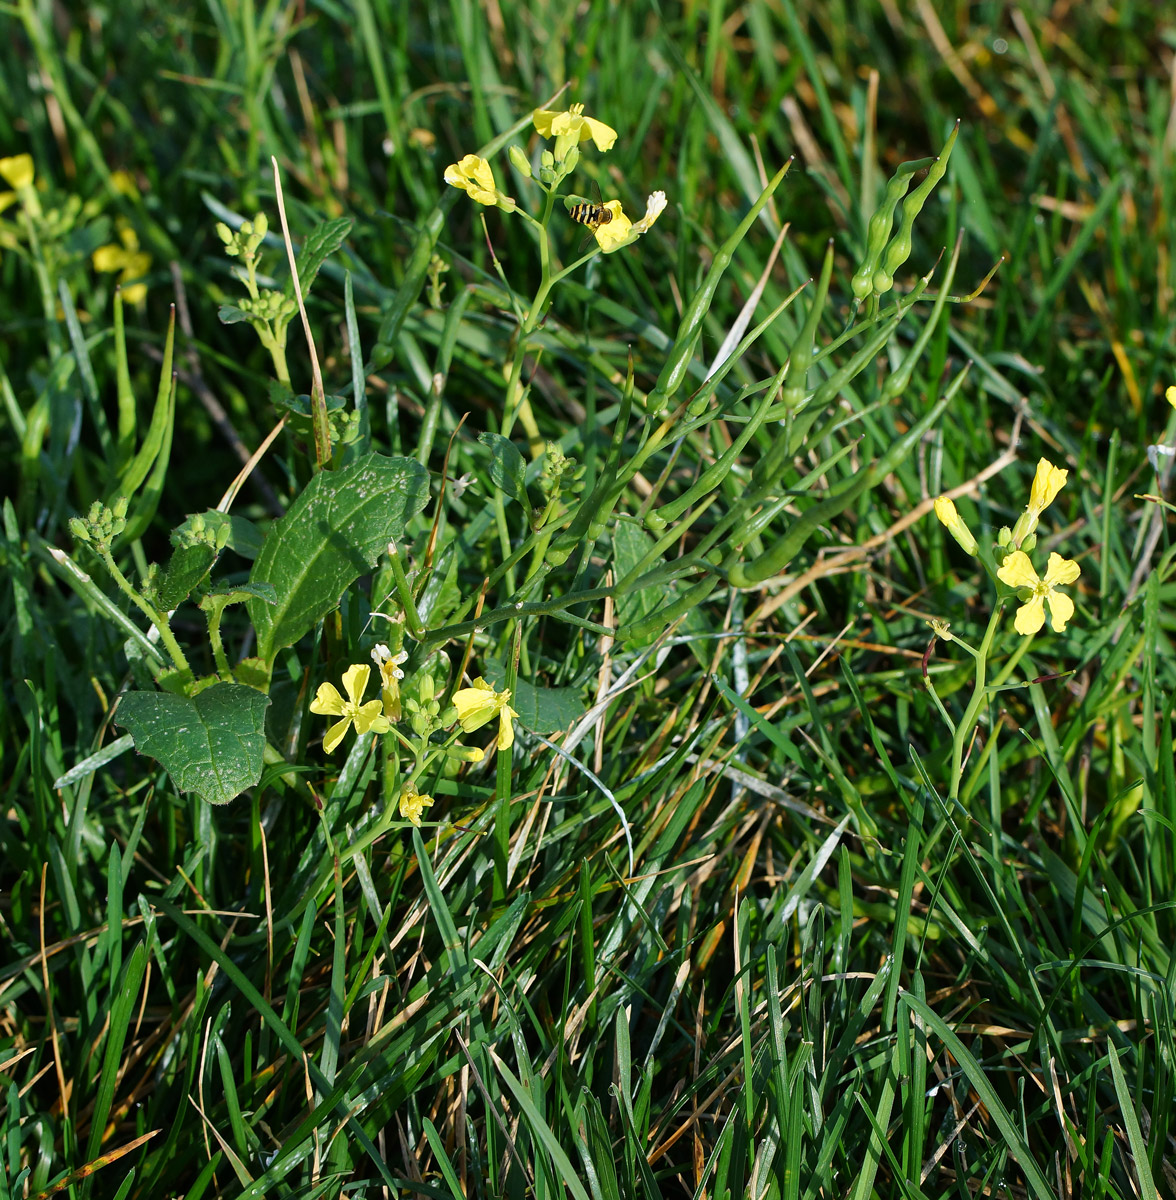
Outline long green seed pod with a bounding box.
[850,157,932,301]
[874,121,960,296]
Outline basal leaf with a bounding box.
[247,452,429,661]
[116,684,271,806]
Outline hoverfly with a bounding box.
[567,181,614,253]
[568,198,613,233]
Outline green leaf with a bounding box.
[289,216,353,298]
[479,431,529,508]
[247,452,429,661]
[115,684,271,806]
[217,304,253,325]
[155,543,217,610]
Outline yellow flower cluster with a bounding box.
[933,457,1081,637]
[442,104,666,255]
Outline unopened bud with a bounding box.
[508,145,532,178]
[933,495,978,556]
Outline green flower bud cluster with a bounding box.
[216,213,268,259]
[173,512,231,552]
[538,441,585,501]
[404,673,442,739]
[69,497,129,549]
[236,291,297,323]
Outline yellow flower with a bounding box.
[0,154,34,190]
[933,495,978,556]
[1011,457,1067,546]
[0,153,37,219]
[996,550,1081,636]
[1027,458,1068,515]
[451,676,519,751]
[532,103,617,155]
[593,200,631,252]
[309,663,391,753]
[1166,384,1176,409]
[93,225,152,305]
[591,191,667,254]
[399,783,435,827]
[443,154,516,211]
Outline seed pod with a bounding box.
[880,121,960,285]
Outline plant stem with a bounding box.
[948,601,1004,804]
[99,546,191,676]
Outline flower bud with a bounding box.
[508,145,532,178]
[933,495,978,556]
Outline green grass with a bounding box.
[2,2,1175,1198]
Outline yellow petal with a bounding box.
[0,191,17,216]
[581,115,618,151]
[1028,458,1067,513]
[353,700,390,736]
[531,108,558,137]
[497,705,515,750]
[310,682,346,716]
[453,698,496,732]
[996,550,1039,590]
[1043,552,1080,588]
[322,716,352,753]
[399,788,435,827]
[120,283,147,306]
[595,203,632,253]
[934,496,959,526]
[444,155,499,205]
[1013,596,1046,636]
[1045,589,1075,632]
[341,663,371,707]
[1167,385,1176,410]
[0,153,34,190]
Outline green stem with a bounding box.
[501,191,558,443]
[387,538,426,640]
[99,546,191,676]
[948,602,1004,804]
[206,602,234,681]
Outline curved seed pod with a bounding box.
[876,121,960,294]
[850,160,930,301]
[781,239,834,409]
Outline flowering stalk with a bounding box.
[927,457,1081,805]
